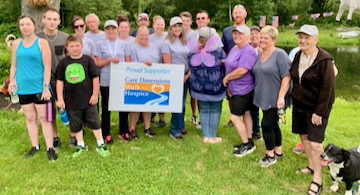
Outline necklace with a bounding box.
[43,31,58,42]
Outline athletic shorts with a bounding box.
[19,94,48,105]
[230,91,254,116]
[67,105,101,133]
[292,109,330,143]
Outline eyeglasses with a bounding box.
[196,17,206,20]
[74,24,85,29]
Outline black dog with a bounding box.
[320,144,360,195]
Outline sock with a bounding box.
[35,146,40,150]
[97,139,104,146]
[77,141,85,147]
[248,138,253,143]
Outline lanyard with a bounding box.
[107,39,118,58]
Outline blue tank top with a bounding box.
[15,37,44,95]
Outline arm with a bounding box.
[89,77,99,105]
[125,56,131,62]
[162,53,171,64]
[9,39,20,88]
[39,39,51,101]
[223,68,248,87]
[95,56,112,68]
[56,80,65,109]
[276,75,291,109]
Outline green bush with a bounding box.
[0,44,11,80]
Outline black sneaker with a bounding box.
[233,143,256,157]
[233,144,242,150]
[24,147,39,159]
[144,128,156,138]
[258,154,277,167]
[155,120,166,128]
[53,137,61,153]
[129,130,138,140]
[47,148,58,162]
[69,137,77,148]
[252,132,262,140]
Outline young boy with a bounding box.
[55,35,110,157]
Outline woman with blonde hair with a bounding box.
[252,26,291,167]
[161,17,190,139]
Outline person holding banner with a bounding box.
[161,16,190,140]
[95,20,131,144]
[252,26,291,167]
[129,27,161,139]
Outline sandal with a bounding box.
[296,166,314,175]
[307,181,322,195]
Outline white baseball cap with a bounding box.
[232,25,250,36]
[169,16,182,26]
[104,20,118,28]
[296,24,319,37]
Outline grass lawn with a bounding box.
[0,96,359,194]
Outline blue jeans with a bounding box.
[170,81,189,136]
[198,100,223,138]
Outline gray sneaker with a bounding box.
[258,154,277,167]
[233,143,256,157]
[155,120,166,128]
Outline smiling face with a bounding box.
[232,6,247,25]
[105,26,118,40]
[196,12,210,29]
[181,16,192,31]
[250,29,260,46]
[42,10,61,32]
[153,18,165,34]
[18,17,36,37]
[259,33,276,50]
[118,21,130,36]
[73,19,86,36]
[232,31,248,47]
[137,28,149,46]
[297,33,318,52]
[171,23,183,38]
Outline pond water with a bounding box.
[284,46,360,101]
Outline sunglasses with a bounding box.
[73,24,85,29]
[196,17,207,20]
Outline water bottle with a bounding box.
[46,100,54,122]
[278,109,286,124]
[58,109,70,126]
[357,145,360,153]
[10,85,19,104]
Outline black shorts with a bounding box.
[292,109,329,143]
[230,91,253,116]
[19,93,48,105]
[68,105,101,133]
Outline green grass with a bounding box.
[0,97,359,194]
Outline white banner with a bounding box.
[109,62,185,113]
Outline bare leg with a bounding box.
[142,112,151,129]
[309,141,323,188]
[92,129,103,141]
[129,112,140,130]
[22,103,39,147]
[35,104,53,149]
[301,134,314,170]
[74,130,83,143]
[231,114,247,143]
[159,113,165,121]
[243,111,253,139]
[191,97,197,117]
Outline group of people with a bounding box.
[10,5,335,195]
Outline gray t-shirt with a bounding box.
[252,48,291,111]
[84,31,106,45]
[130,43,161,63]
[186,29,197,42]
[82,37,96,56]
[120,36,135,48]
[161,39,189,73]
[95,39,130,87]
[149,32,168,50]
[37,30,69,85]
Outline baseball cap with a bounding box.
[232,25,250,36]
[138,13,149,21]
[198,26,216,40]
[296,24,319,37]
[169,16,182,26]
[104,20,118,28]
[250,26,261,32]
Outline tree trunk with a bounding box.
[21,0,61,33]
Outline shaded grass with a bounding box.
[0,97,359,194]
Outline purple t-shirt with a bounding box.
[225,44,257,96]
